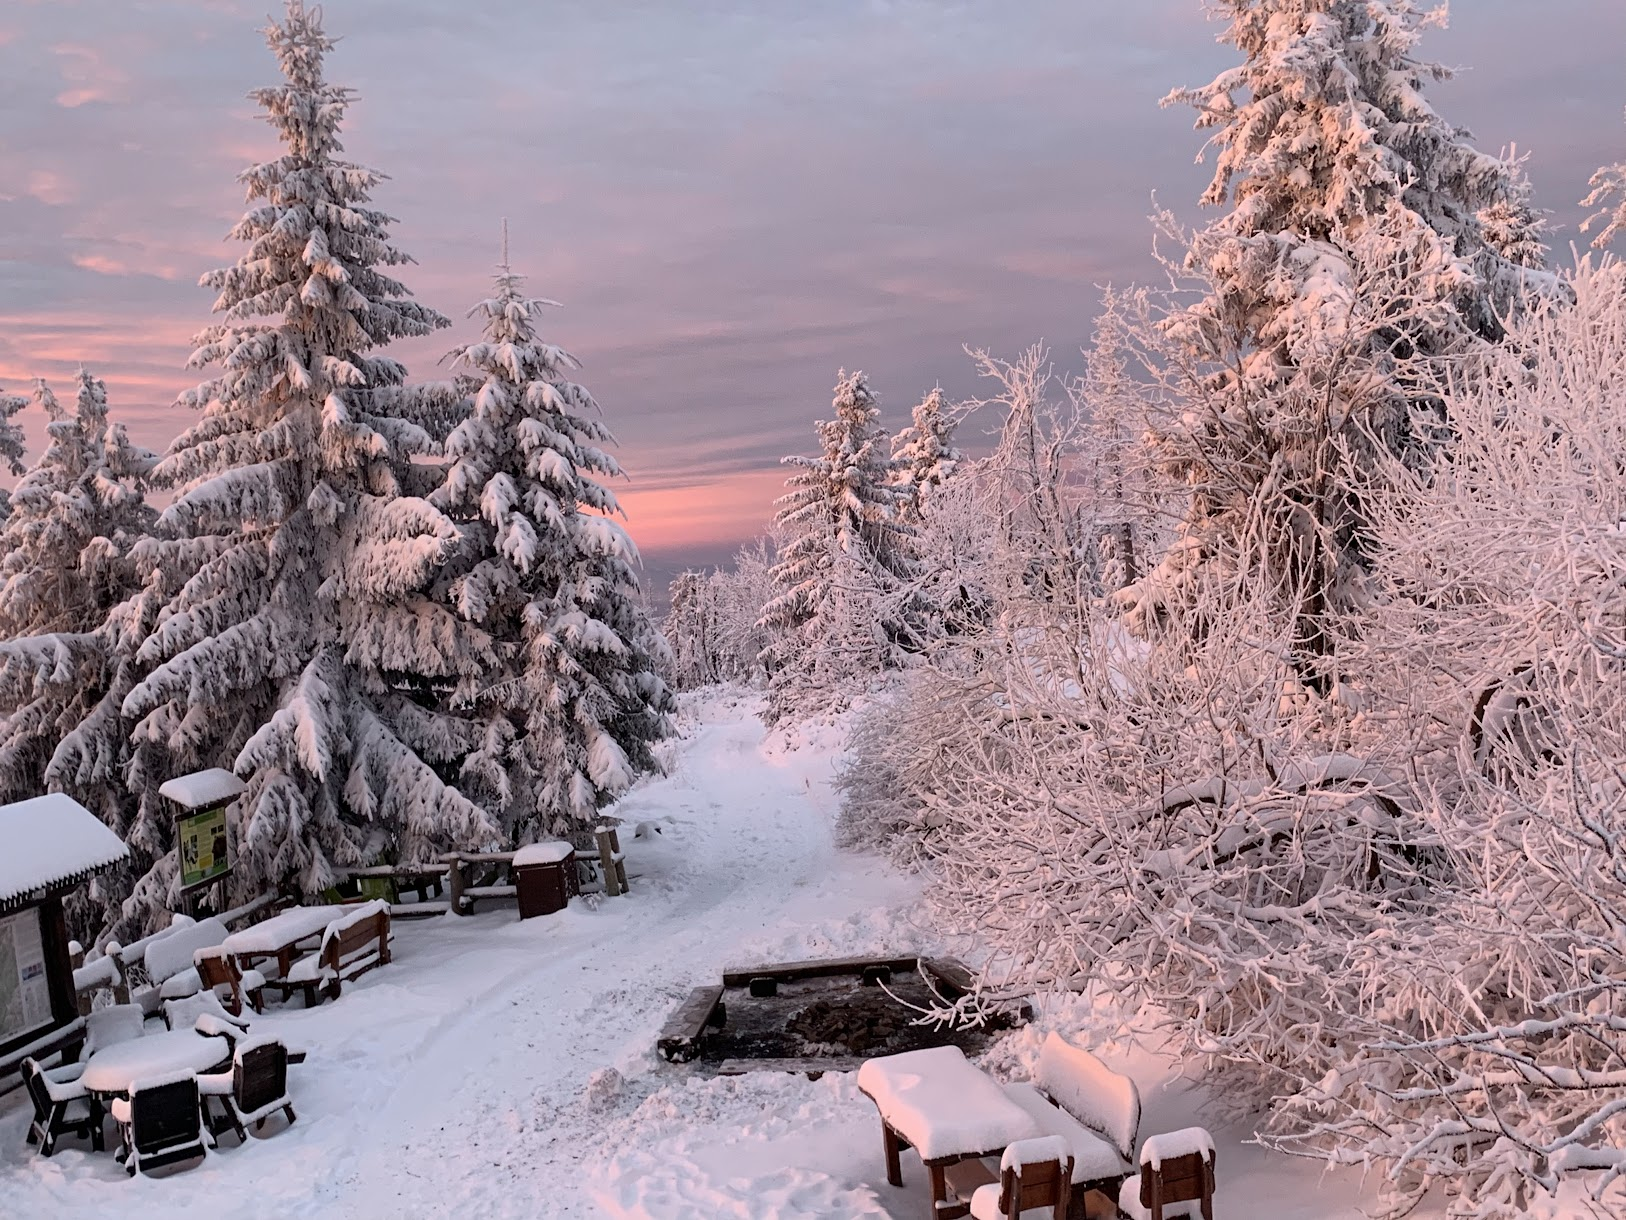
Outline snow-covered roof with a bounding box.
[0,793,129,912]
[157,768,247,810]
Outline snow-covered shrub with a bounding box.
[433,248,671,842]
[1265,258,1626,1218]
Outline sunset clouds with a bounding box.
[2,0,1623,576]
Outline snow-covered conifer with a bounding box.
[1124,0,1545,683]
[759,371,914,723]
[0,373,156,933]
[0,385,26,521]
[1582,107,1626,250]
[114,0,490,922]
[891,387,959,520]
[433,246,670,840]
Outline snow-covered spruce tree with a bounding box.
[1265,259,1626,1218]
[1130,0,1546,686]
[891,386,959,521]
[1582,107,1626,251]
[759,370,915,724]
[432,252,670,841]
[116,0,492,925]
[0,374,156,936]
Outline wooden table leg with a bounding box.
[927,1161,951,1219]
[882,1119,905,1187]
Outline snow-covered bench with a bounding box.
[997,1033,1141,1210]
[131,917,230,1013]
[274,901,392,1007]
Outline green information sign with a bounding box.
[177,804,232,892]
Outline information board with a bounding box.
[0,907,51,1045]
[177,804,232,893]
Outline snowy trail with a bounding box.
[2,690,1396,1219]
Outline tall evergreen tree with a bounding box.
[1124,0,1542,683]
[115,0,491,921]
[433,242,670,841]
[760,370,913,723]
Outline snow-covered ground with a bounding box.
[2,690,1389,1219]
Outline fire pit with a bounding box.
[657,954,1027,1077]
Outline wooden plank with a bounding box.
[657,985,724,1062]
[342,863,451,877]
[918,956,976,1000]
[388,901,451,919]
[721,953,920,988]
[714,1056,863,1078]
[463,884,517,898]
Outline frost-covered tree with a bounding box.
[0,384,27,522]
[0,374,155,639]
[1127,0,1547,684]
[1267,259,1626,1218]
[1582,107,1626,251]
[759,370,914,723]
[114,0,490,924]
[891,387,959,520]
[0,374,156,934]
[433,249,670,841]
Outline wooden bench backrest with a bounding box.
[1140,1150,1215,1214]
[998,1156,1070,1220]
[194,947,238,990]
[1035,1032,1140,1160]
[235,1040,288,1112]
[323,909,390,970]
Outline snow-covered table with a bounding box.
[80,1029,232,1097]
[222,904,349,978]
[856,1045,1043,1219]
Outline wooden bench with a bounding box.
[274,902,392,1007]
[1000,1033,1140,1218]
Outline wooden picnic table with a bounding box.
[221,904,349,979]
[79,1029,232,1098]
[856,1045,1043,1219]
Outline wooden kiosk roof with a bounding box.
[0,793,129,915]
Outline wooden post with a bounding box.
[596,828,625,897]
[445,853,466,915]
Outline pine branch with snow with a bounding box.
[1582,107,1626,251]
[891,386,960,520]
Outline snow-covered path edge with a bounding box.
[1,689,1395,1219]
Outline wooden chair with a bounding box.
[194,946,266,1016]
[162,990,249,1037]
[111,1071,207,1176]
[968,1135,1074,1220]
[1118,1128,1216,1220]
[20,1057,102,1156]
[200,1037,297,1145]
[84,1003,145,1055]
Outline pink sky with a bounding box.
[2,0,1623,580]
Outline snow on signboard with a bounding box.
[158,768,247,811]
[0,907,52,1044]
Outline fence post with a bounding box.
[445,853,466,915]
[595,827,628,897]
